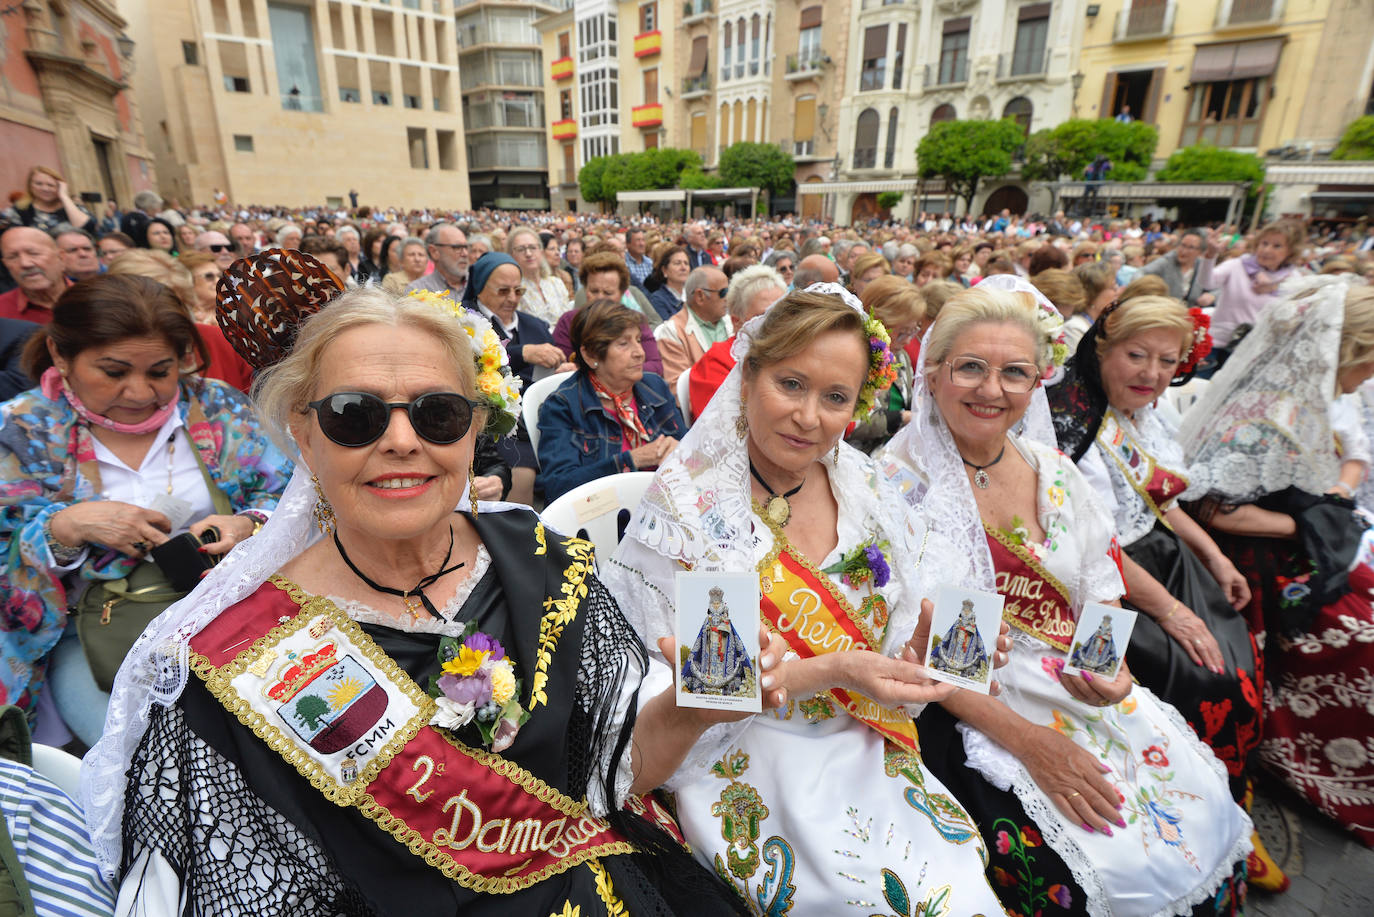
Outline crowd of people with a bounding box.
[1,161,1374,916]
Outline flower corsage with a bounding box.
[428,623,529,753]
[822,537,892,628]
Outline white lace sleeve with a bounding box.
[1076,447,1121,529]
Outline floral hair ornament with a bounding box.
[975,274,1071,385]
[797,282,899,421]
[1172,308,1213,384]
[407,290,523,437]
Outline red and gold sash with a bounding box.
[188,577,680,894]
[984,527,1077,651]
[1098,410,1189,529]
[756,547,922,753]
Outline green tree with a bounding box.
[877,191,903,211]
[578,156,611,205]
[1155,144,1265,186]
[679,168,724,190]
[1333,115,1374,160]
[717,142,796,195]
[916,119,1025,215]
[294,695,330,732]
[1019,119,1158,183]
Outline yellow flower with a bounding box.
[1050,709,1074,736]
[1048,486,1066,507]
[477,372,501,396]
[442,645,490,677]
[1116,696,1138,715]
[490,660,516,706]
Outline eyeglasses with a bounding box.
[776,263,795,274]
[491,285,526,297]
[207,243,234,253]
[511,245,541,256]
[944,357,1039,394]
[306,392,479,447]
[432,242,469,252]
[699,287,728,299]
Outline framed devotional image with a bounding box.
[1065,602,1137,681]
[675,571,762,713]
[925,585,1003,693]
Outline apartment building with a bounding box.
[121,0,470,209]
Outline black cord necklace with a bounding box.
[749,461,805,526]
[961,444,1007,490]
[333,526,465,621]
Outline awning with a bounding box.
[796,180,920,196]
[616,190,687,202]
[1266,163,1374,185]
[1019,2,1051,19]
[688,36,708,74]
[799,6,822,29]
[687,187,759,199]
[1310,191,1374,200]
[944,16,970,34]
[1190,38,1282,82]
[1058,182,1248,200]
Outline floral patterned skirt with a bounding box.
[1214,533,1374,847]
[1124,525,1263,799]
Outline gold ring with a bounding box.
[1066,791,1082,799]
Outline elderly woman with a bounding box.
[382,236,428,294]
[604,285,1012,915]
[86,287,748,915]
[178,250,221,324]
[0,166,94,234]
[538,300,684,502]
[1180,278,1374,848]
[762,249,796,289]
[0,276,290,747]
[881,281,1250,916]
[847,276,925,454]
[508,227,570,328]
[1208,220,1306,355]
[1047,293,1274,883]
[847,251,890,298]
[461,252,569,506]
[914,251,950,287]
[645,246,690,322]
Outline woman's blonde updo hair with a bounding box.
[924,287,1047,374]
[743,291,867,383]
[254,288,480,457]
[106,249,195,312]
[1339,285,1374,378]
[1095,295,1192,361]
[861,275,926,330]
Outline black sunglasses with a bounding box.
[207,243,234,253]
[307,392,478,447]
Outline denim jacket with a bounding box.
[536,370,686,502]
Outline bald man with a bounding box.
[791,253,840,289]
[196,230,237,270]
[0,227,68,323]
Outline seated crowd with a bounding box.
[1,169,1374,916]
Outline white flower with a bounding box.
[1322,627,1351,649]
[1324,737,1368,769]
[1287,694,1320,718]
[431,696,476,730]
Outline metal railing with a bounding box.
[682,73,711,95]
[924,62,967,88]
[998,48,1050,79]
[683,0,713,21]
[786,51,823,74]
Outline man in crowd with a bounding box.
[0,227,67,323]
[119,190,162,245]
[336,225,363,280]
[1140,228,1219,307]
[655,265,731,386]
[195,230,237,270]
[625,228,653,292]
[406,223,469,298]
[689,264,786,419]
[275,223,303,251]
[300,237,353,286]
[229,222,257,256]
[685,222,712,268]
[792,253,840,289]
[54,227,102,281]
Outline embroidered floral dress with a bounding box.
[608,454,1008,917]
[0,378,292,712]
[886,437,1251,917]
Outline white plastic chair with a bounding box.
[675,370,694,425]
[541,471,655,569]
[1171,377,1210,417]
[30,743,83,799]
[522,370,574,458]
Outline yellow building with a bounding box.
[535,0,675,210]
[122,0,472,210]
[1077,0,1372,163]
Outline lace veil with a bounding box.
[601,283,953,787]
[1178,274,1353,503]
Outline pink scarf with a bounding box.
[41,366,179,435]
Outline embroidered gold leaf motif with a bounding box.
[588,859,627,915]
[550,902,579,917]
[534,522,548,556]
[530,535,594,709]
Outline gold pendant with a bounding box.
[766,494,792,526]
[403,594,423,618]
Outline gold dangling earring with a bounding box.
[736,401,748,439]
[833,439,841,463]
[469,460,480,517]
[310,472,335,535]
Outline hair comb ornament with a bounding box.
[215,249,345,371]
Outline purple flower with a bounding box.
[439,670,492,706]
[463,631,506,661]
[864,544,891,588]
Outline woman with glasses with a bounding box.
[89,285,749,916]
[507,227,570,329]
[879,280,1250,917]
[762,250,795,289]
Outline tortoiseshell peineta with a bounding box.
[215,249,345,370]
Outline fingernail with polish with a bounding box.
[1115,817,1126,828]
[760,654,773,668]
[196,546,207,553]
[1101,826,1114,837]
[1081,823,1094,834]
[762,675,775,690]
[1082,672,1093,682]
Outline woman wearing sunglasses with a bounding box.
[90,287,750,916]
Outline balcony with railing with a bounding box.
[682,0,714,25]
[551,57,573,81]
[551,119,577,140]
[682,73,711,99]
[785,51,824,80]
[853,146,878,170]
[1217,0,1284,27]
[997,48,1050,80]
[859,0,908,8]
[923,62,967,89]
[632,103,664,127]
[1114,0,1176,42]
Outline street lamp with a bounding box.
[1071,71,1084,116]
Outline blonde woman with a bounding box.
[507,226,570,328]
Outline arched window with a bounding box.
[930,103,956,125]
[854,108,879,169]
[1003,96,1033,136]
[884,107,900,169]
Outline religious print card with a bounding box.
[925,585,1004,693]
[1064,603,1138,681]
[675,571,762,713]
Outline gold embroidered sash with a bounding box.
[757,547,922,754]
[188,577,680,893]
[1098,410,1189,530]
[984,527,1077,651]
